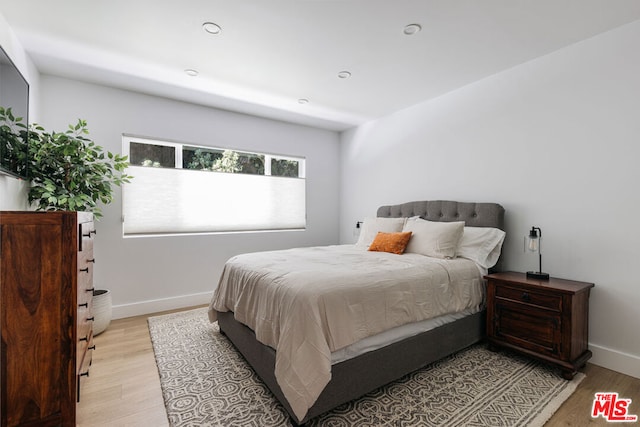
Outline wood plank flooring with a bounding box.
[77,307,640,426]
[76,310,172,427]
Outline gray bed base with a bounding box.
[216,200,505,425]
[218,310,485,424]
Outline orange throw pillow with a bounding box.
[368,231,413,255]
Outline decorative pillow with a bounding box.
[457,226,506,269]
[355,217,407,248]
[402,218,465,259]
[368,231,413,255]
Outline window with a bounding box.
[122,135,306,236]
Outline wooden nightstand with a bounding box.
[485,271,594,379]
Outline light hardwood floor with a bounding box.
[77,307,640,426]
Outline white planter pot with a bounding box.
[93,289,112,335]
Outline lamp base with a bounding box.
[526,271,550,280]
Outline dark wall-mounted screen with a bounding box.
[0,44,30,179]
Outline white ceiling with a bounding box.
[2,1,640,131]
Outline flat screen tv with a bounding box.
[0,44,30,179]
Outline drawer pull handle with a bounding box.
[87,316,95,322]
[521,292,531,302]
[80,267,89,273]
[86,287,95,292]
[79,335,89,342]
[88,258,96,263]
[83,230,97,237]
[80,371,90,378]
[79,303,88,308]
[89,345,96,351]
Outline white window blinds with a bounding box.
[123,163,306,236]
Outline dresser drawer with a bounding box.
[495,285,562,312]
[78,221,95,252]
[77,332,94,403]
[76,315,93,371]
[77,303,94,339]
[77,219,94,321]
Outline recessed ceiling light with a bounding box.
[203,22,222,35]
[184,69,199,77]
[337,71,352,79]
[298,98,309,105]
[403,23,422,35]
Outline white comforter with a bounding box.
[208,245,483,421]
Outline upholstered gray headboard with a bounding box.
[377,200,505,231]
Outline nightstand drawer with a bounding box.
[495,285,562,311]
[495,302,561,356]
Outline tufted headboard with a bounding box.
[377,200,505,230]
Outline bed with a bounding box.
[209,200,505,424]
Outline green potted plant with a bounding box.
[28,119,132,218]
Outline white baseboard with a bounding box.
[589,343,640,379]
[112,291,212,320]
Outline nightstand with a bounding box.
[485,271,594,379]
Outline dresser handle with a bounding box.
[86,287,95,292]
[521,292,531,302]
[87,316,95,322]
[88,258,96,263]
[80,371,90,378]
[89,345,96,351]
[79,335,89,342]
[79,303,88,308]
[80,267,89,273]
[83,230,97,237]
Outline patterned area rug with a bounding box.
[148,308,584,427]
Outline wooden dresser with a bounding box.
[0,211,95,427]
[485,271,594,379]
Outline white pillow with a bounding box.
[402,218,465,259]
[355,217,406,248]
[457,226,506,269]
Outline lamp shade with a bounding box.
[526,227,539,252]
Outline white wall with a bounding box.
[340,20,640,378]
[39,75,341,318]
[0,11,40,210]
